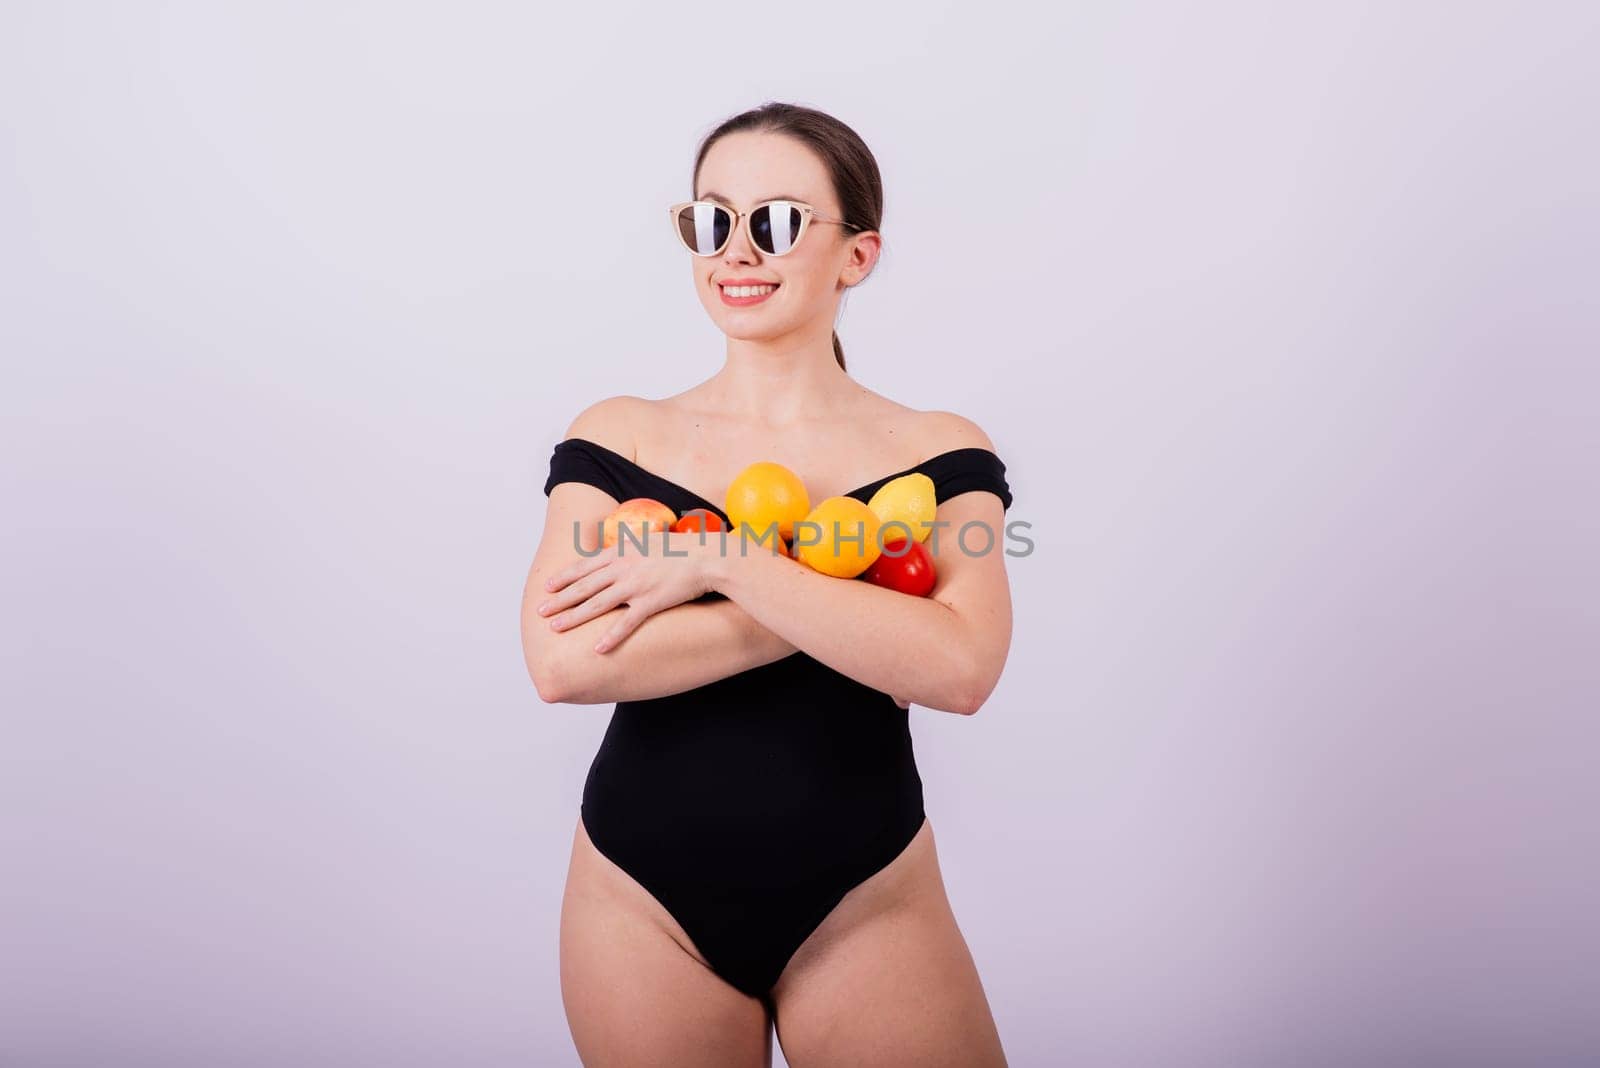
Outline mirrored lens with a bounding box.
[751,201,803,255]
[675,203,732,255]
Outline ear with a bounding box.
[839,231,882,287]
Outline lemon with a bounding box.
[867,472,938,544]
[725,461,810,548]
[795,496,883,578]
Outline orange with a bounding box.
[725,462,810,548]
[794,496,883,578]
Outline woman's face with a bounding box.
[689,131,874,344]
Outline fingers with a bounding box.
[537,570,604,620]
[543,552,606,595]
[544,573,624,632]
[593,601,652,654]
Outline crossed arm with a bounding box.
[521,480,1012,715]
[522,568,797,704]
[696,507,1013,714]
[522,400,1012,715]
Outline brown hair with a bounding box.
[691,102,883,373]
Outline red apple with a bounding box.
[859,538,936,597]
[671,508,726,534]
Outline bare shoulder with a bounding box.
[559,395,652,458]
[919,409,998,455]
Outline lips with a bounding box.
[718,280,779,306]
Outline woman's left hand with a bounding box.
[536,531,725,653]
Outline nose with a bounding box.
[722,215,761,265]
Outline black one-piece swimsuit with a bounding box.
[542,436,1014,1000]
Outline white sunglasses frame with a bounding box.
[667,198,859,258]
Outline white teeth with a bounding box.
[723,284,776,298]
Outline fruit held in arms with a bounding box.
[860,538,937,597]
[867,472,938,544]
[601,498,676,549]
[725,462,810,548]
[795,496,883,578]
[671,508,726,534]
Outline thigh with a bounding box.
[770,819,1007,1068]
[560,816,773,1068]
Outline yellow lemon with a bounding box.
[866,472,938,544]
[725,461,810,548]
[795,496,883,578]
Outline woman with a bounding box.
[522,102,1014,1067]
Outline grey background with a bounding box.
[3,2,1596,1065]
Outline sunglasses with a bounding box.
[668,198,860,258]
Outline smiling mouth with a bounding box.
[719,282,780,305]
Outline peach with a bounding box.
[601,498,677,549]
